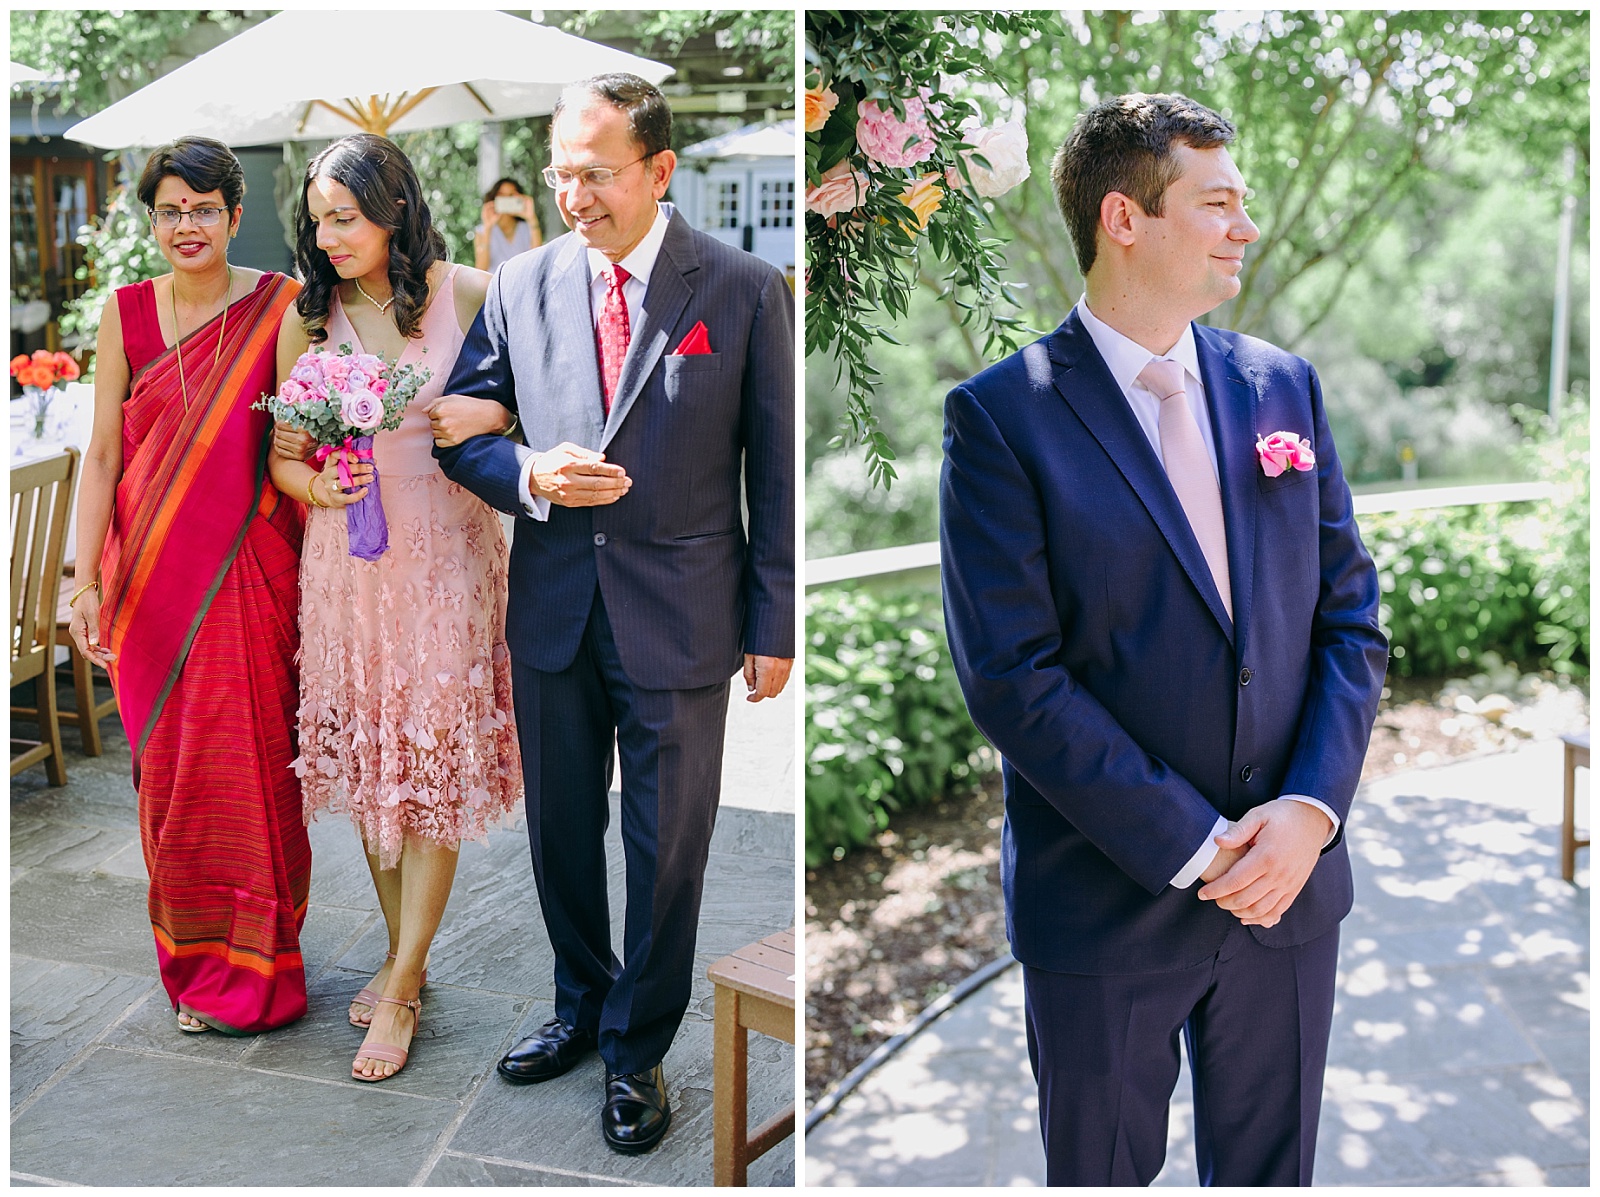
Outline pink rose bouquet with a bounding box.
[254,342,431,560]
[1255,431,1317,477]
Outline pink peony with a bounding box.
[1255,431,1317,477]
[855,92,936,168]
[341,388,385,430]
[806,159,872,219]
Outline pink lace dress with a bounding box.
[296,266,521,867]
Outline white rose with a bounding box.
[952,120,1031,198]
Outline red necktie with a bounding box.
[596,264,631,417]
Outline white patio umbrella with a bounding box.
[11,61,52,85]
[63,10,673,148]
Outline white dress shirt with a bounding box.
[1075,297,1340,889]
[517,203,672,519]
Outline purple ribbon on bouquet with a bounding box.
[314,435,388,561]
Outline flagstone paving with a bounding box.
[11,677,796,1187]
[805,739,1589,1187]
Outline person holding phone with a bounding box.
[474,177,543,272]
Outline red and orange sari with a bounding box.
[100,272,310,1035]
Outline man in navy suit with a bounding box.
[940,93,1387,1185]
[435,74,793,1154]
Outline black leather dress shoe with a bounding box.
[497,1018,596,1084]
[601,1064,671,1154]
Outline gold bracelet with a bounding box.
[502,412,520,438]
[305,474,324,508]
[69,578,101,608]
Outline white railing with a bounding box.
[805,480,1556,588]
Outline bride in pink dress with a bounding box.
[266,133,521,1082]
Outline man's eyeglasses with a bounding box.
[148,206,228,228]
[541,155,650,191]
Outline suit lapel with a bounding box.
[1050,312,1234,644]
[552,235,608,449]
[601,208,697,449]
[1196,324,1257,653]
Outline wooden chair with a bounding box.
[12,570,120,757]
[1560,730,1589,883]
[11,448,79,784]
[707,928,796,1185]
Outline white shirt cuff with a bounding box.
[1171,815,1229,889]
[1278,794,1340,847]
[516,453,551,521]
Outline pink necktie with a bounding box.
[1137,358,1233,620]
[596,264,631,417]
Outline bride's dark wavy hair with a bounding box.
[293,133,447,344]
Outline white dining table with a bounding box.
[11,380,96,564]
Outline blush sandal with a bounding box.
[349,952,428,1027]
[351,995,421,1082]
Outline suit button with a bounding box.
[1239,667,1252,686]
[593,533,608,547]
[1240,765,1255,783]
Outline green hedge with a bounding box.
[1366,404,1588,678]
[804,586,992,867]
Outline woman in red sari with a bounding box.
[67,138,363,1035]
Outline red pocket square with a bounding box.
[672,321,712,355]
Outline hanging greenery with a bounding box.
[804,10,1058,488]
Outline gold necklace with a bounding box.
[172,264,231,411]
[353,277,395,313]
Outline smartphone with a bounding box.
[494,195,523,215]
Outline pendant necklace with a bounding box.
[354,277,395,314]
[172,264,231,411]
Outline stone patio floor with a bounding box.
[806,739,1589,1187]
[11,676,797,1187]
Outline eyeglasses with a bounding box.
[148,206,228,228]
[541,155,650,191]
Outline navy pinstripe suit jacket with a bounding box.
[436,206,794,690]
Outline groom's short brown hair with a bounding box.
[554,73,673,157]
[1052,93,1236,276]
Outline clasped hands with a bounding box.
[1196,800,1332,928]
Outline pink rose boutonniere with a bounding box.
[1255,431,1316,477]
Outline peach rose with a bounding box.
[805,160,872,219]
[805,84,840,133]
[897,174,944,231]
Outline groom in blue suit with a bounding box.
[435,74,793,1154]
[941,94,1387,1185]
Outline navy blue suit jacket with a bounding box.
[940,311,1387,975]
[434,207,794,690]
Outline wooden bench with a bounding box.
[1560,730,1589,883]
[707,928,795,1185]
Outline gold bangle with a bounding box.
[502,412,520,438]
[69,579,101,608]
[305,474,323,508]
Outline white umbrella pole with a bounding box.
[1547,143,1575,423]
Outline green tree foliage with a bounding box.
[972,9,1590,343]
[10,9,266,114]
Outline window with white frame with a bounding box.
[707,180,740,229]
[759,179,795,228]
